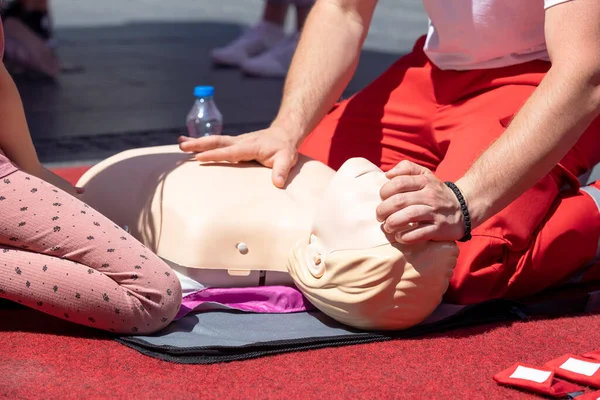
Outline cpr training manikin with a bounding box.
[77,145,458,330]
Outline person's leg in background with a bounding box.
[1,0,60,78]
[241,0,315,77]
[210,1,289,70]
[4,0,52,41]
[211,0,316,78]
[0,169,183,334]
[429,61,600,304]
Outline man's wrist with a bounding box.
[444,181,473,241]
[454,177,489,231]
[270,118,308,148]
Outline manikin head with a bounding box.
[287,158,459,331]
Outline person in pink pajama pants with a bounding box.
[0,20,182,334]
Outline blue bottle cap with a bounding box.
[194,86,214,97]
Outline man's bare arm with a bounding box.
[456,0,600,228]
[178,0,379,187]
[271,0,379,144]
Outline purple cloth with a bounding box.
[175,285,315,320]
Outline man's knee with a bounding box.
[444,236,513,304]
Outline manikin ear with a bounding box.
[311,158,394,255]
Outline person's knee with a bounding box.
[154,267,182,320]
[132,259,182,334]
[164,278,183,317]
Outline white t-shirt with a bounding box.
[422,0,573,70]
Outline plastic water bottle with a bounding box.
[186,86,223,138]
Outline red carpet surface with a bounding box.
[1,166,599,399]
[52,166,92,185]
[3,308,600,399]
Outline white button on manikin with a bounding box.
[236,242,249,255]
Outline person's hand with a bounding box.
[375,160,465,244]
[36,166,84,197]
[178,127,299,188]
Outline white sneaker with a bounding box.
[210,21,285,67]
[241,32,300,78]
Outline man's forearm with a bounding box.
[456,64,600,228]
[271,0,377,144]
[0,63,41,174]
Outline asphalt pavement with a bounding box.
[13,0,428,166]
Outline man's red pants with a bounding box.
[299,37,600,304]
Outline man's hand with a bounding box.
[178,126,299,188]
[376,160,465,244]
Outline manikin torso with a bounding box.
[78,145,335,286]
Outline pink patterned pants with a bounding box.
[0,169,182,334]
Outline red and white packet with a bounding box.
[494,363,584,398]
[545,354,600,389]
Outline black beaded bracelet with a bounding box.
[444,181,472,242]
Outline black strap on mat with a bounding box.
[115,300,520,364]
[115,281,600,365]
